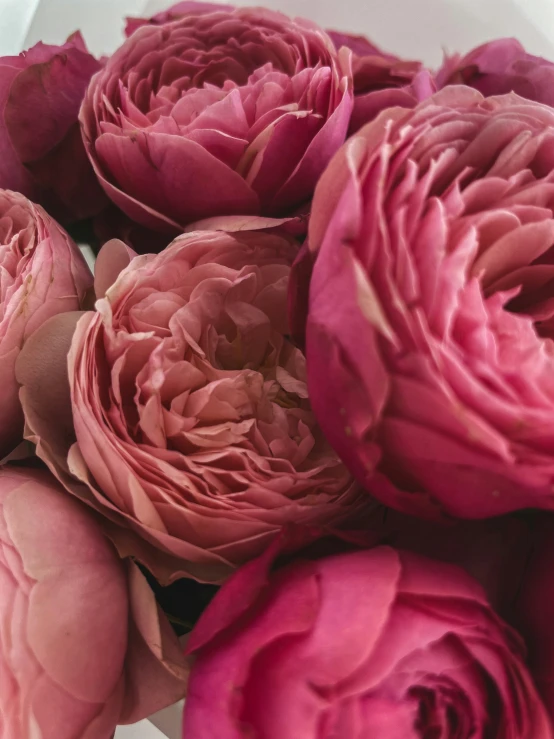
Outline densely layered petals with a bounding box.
[0,467,188,739]
[80,5,353,233]
[17,232,366,584]
[293,87,554,518]
[184,542,552,738]
[0,189,91,457]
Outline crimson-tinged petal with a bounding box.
[0,35,106,223]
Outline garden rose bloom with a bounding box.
[0,35,106,222]
[0,467,188,739]
[0,189,91,458]
[328,30,434,132]
[437,38,554,107]
[18,232,365,584]
[297,87,554,519]
[80,6,353,233]
[184,543,552,738]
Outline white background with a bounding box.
[2,0,554,736]
[2,0,554,64]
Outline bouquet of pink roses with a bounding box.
[4,3,554,737]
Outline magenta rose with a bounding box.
[294,87,554,519]
[80,6,353,233]
[17,232,366,584]
[0,189,91,458]
[328,30,435,132]
[0,466,188,739]
[183,541,552,738]
[0,34,106,222]
[437,38,554,107]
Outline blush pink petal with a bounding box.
[0,467,188,739]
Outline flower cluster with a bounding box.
[3,2,554,737]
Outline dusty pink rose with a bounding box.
[328,30,435,132]
[17,232,365,584]
[0,34,106,222]
[183,541,552,738]
[437,38,554,107]
[80,6,353,233]
[125,1,235,36]
[0,189,91,458]
[0,466,188,739]
[294,87,554,519]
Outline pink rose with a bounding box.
[0,34,106,222]
[80,6,353,234]
[437,38,554,107]
[0,466,188,739]
[294,87,554,519]
[0,189,92,458]
[17,232,366,584]
[183,541,552,738]
[328,30,435,132]
[125,1,235,36]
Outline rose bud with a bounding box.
[328,30,435,132]
[17,232,367,584]
[183,542,553,738]
[0,189,91,458]
[292,87,554,519]
[0,467,188,739]
[80,6,353,234]
[0,34,107,223]
[125,1,235,36]
[437,38,554,107]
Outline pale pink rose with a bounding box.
[17,232,366,584]
[437,38,554,107]
[0,189,91,458]
[80,6,353,233]
[183,541,553,738]
[291,87,554,519]
[0,467,188,739]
